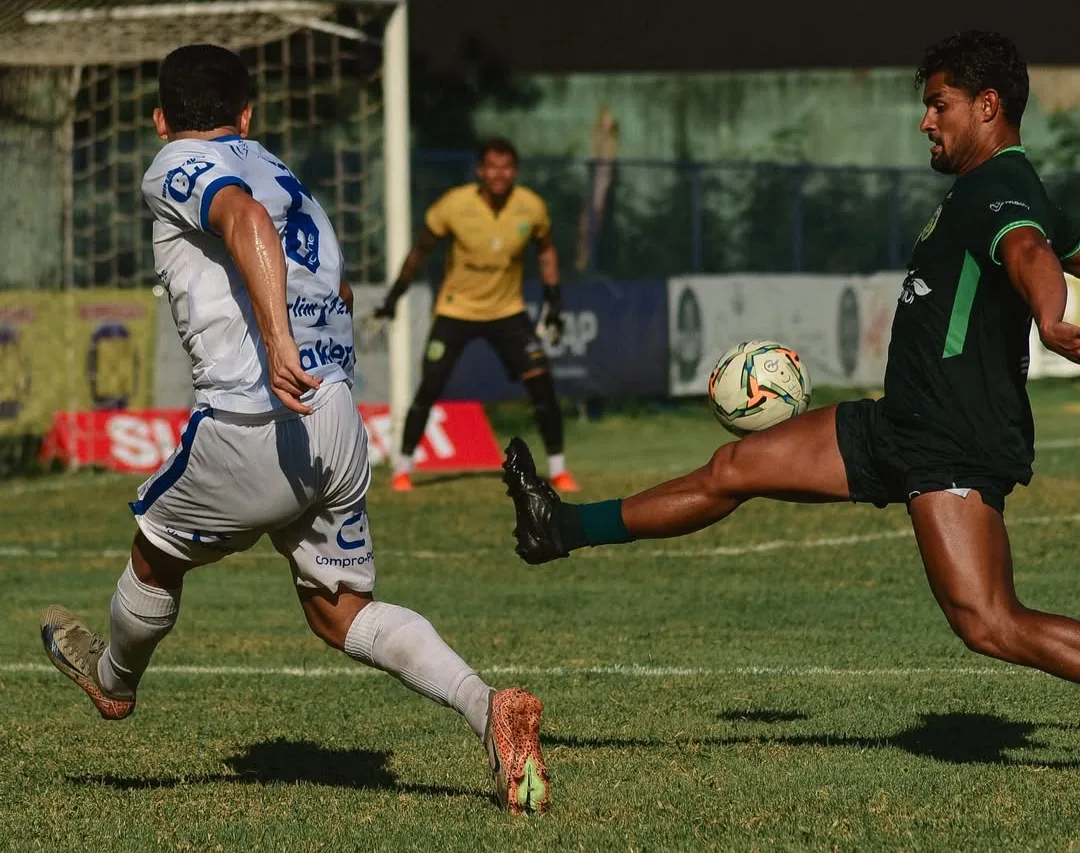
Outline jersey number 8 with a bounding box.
[275,175,321,273]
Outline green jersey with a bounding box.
[884,147,1080,482]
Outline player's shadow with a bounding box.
[548,711,1080,769]
[68,738,488,801]
[408,470,504,488]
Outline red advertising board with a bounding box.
[41,402,503,474]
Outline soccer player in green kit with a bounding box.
[503,31,1080,683]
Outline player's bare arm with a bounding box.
[339,280,354,316]
[207,184,321,415]
[1000,226,1080,363]
[374,226,441,320]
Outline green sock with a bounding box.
[557,499,633,550]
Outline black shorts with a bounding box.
[426,312,548,380]
[835,398,1017,514]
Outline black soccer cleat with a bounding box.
[502,437,570,564]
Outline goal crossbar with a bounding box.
[1,0,400,65]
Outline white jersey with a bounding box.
[142,135,353,414]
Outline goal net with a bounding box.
[0,0,411,476]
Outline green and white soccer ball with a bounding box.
[708,340,812,436]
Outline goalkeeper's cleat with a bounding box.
[483,687,550,815]
[390,472,413,492]
[502,437,569,564]
[40,605,134,720]
[549,471,580,493]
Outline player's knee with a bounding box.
[705,441,751,499]
[946,602,1020,659]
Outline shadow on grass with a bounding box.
[68,737,490,801]
[548,711,1080,769]
[406,470,504,488]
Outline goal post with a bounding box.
[382,0,411,465]
[0,0,413,473]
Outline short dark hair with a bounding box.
[915,30,1029,126]
[158,44,250,132]
[477,137,519,164]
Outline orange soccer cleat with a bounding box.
[483,687,550,814]
[549,471,580,493]
[390,472,413,492]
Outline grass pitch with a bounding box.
[3,384,1080,852]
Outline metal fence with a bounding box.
[414,151,1080,281]
[7,139,1080,289]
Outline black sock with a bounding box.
[400,404,430,457]
[523,373,563,455]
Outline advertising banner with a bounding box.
[442,279,669,401]
[0,289,156,436]
[41,401,502,474]
[668,274,900,396]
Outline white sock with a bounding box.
[97,560,181,698]
[343,601,493,738]
[394,455,414,477]
[548,453,566,477]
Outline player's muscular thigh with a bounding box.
[710,404,850,501]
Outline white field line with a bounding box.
[0,473,127,498]
[1037,437,1080,449]
[0,662,1038,679]
[3,436,1080,497]
[650,511,1080,558]
[3,512,1080,563]
[3,438,1080,502]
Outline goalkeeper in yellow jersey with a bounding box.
[372,137,579,493]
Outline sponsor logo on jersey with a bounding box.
[298,336,354,372]
[463,261,504,274]
[989,200,1030,212]
[899,270,932,304]
[289,294,349,326]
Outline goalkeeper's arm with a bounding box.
[536,233,564,344]
[374,226,441,320]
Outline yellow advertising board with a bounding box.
[0,289,156,437]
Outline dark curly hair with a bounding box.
[915,30,1029,126]
[159,44,250,132]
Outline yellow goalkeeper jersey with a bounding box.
[425,183,551,322]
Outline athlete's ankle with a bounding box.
[558,499,633,550]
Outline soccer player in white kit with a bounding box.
[38,44,549,815]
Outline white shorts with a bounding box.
[131,381,376,593]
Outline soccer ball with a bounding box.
[708,340,812,436]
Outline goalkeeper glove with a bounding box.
[537,285,565,345]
